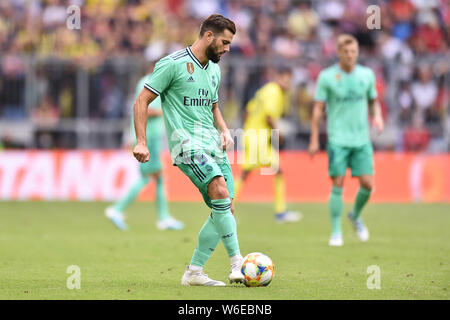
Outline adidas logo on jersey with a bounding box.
[187,76,195,82]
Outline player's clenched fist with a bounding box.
[220,129,234,150]
[373,115,384,134]
[308,139,319,158]
[133,143,150,163]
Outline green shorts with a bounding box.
[176,151,234,208]
[327,142,374,177]
[139,137,162,176]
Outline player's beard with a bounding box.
[205,39,222,63]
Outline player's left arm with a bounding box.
[212,102,234,150]
[367,70,384,134]
[264,89,286,149]
[263,87,283,130]
[266,115,275,130]
[368,98,384,134]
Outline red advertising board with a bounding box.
[0,151,449,203]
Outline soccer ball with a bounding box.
[241,252,275,287]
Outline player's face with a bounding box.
[206,29,234,63]
[338,42,359,69]
[278,72,292,91]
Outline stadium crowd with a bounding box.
[0,0,449,151]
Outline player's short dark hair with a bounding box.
[200,14,236,37]
[276,65,292,75]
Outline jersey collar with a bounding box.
[187,46,209,70]
[336,63,358,75]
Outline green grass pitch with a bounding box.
[0,201,448,300]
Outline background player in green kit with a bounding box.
[132,15,245,286]
[309,34,384,247]
[105,66,184,231]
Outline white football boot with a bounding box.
[275,211,302,223]
[328,234,344,247]
[228,255,245,284]
[348,212,369,242]
[105,206,128,231]
[181,266,226,287]
[156,217,184,230]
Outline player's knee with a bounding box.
[208,177,229,199]
[332,177,344,188]
[152,171,162,180]
[335,181,344,188]
[361,180,373,190]
[215,186,229,199]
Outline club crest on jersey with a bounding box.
[187,62,194,74]
[335,73,341,82]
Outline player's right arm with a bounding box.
[266,115,275,130]
[308,101,325,157]
[133,88,157,162]
[261,86,283,137]
[133,57,175,162]
[309,71,327,158]
[308,101,325,158]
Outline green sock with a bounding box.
[211,198,240,258]
[156,176,170,221]
[190,215,220,267]
[329,186,343,236]
[352,187,372,221]
[114,176,149,213]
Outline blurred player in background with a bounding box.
[309,34,384,246]
[105,65,184,231]
[234,66,301,223]
[133,14,244,286]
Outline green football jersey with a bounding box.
[314,64,377,147]
[132,75,164,144]
[144,46,223,163]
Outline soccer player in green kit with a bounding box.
[309,34,384,247]
[133,15,245,286]
[105,67,184,231]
